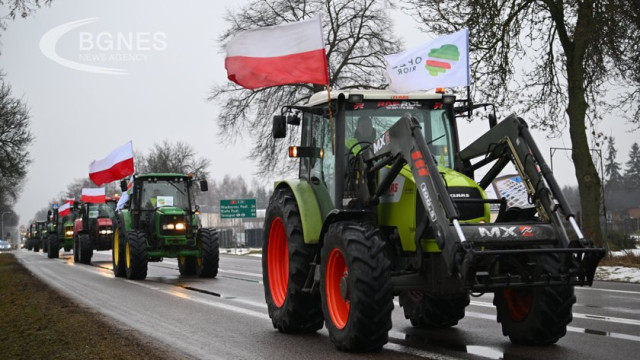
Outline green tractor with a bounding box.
[47,205,77,259]
[113,173,218,280]
[25,222,36,250]
[73,198,117,264]
[262,90,605,351]
[33,220,47,253]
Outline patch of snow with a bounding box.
[595,266,640,283]
[609,248,640,257]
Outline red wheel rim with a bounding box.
[502,289,533,321]
[326,248,350,329]
[267,217,288,307]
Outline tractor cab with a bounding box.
[131,174,198,239]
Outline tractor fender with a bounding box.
[117,210,133,232]
[73,218,83,235]
[274,180,324,244]
[318,209,377,247]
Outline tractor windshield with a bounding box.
[300,99,455,205]
[87,203,116,219]
[140,179,190,210]
[345,101,455,168]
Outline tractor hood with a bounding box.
[156,206,186,216]
[97,218,112,227]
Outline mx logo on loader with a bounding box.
[372,131,391,153]
[478,226,519,238]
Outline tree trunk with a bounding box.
[567,90,603,246]
[557,0,603,246]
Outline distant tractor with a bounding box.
[33,221,47,253]
[73,198,117,264]
[47,206,77,259]
[113,173,218,280]
[25,223,36,250]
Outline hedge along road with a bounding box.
[14,249,640,360]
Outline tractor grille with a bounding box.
[448,187,485,220]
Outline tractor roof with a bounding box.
[306,89,447,107]
[135,173,191,180]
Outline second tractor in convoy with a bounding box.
[112,173,219,280]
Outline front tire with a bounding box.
[399,292,469,328]
[196,229,219,278]
[262,188,323,334]
[178,256,197,276]
[78,234,93,264]
[112,227,127,277]
[493,255,576,345]
[125,231,148,280]
[320,222,393,352]
[47,235,59,259]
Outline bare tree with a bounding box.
[0,75,33,207]
[404,0,640,245]
[137,140,211,179]
[210,0,401,175]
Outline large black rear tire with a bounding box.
[112,226,127,277]
[399,292,469,328]
[47,235,59,259]
[78,234,93,264]
[262,188,323,334]
[196,229,219,278]
[178,256,197,275]
[125,230,148,280]
[320,222,393,352]
[493,255,576,345]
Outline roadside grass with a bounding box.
[599,252,640,268]
[0,253,179,360]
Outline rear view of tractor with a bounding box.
[112,173,219,280]
[73,198,117,264]
[262,90,605,351]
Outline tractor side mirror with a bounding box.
[273,115,287,139]
[286,113,300,125]
[488,113,497,128]
[199,180,208,192]
[120,179,128,192]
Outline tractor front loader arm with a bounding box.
[359,113,468,272]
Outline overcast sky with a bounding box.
[2,0,637,225]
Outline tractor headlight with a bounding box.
[162,223,185,231]
[65,230,74,236]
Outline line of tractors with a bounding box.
[23,173,219,280]
[22,89,606,352]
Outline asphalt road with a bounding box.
[14,249,640,360]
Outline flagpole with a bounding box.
[326,85,335,154]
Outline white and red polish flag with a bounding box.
[82,188,106,203]
[58,201,72,217]
[225,15,329,89]
[89,141,134,186]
